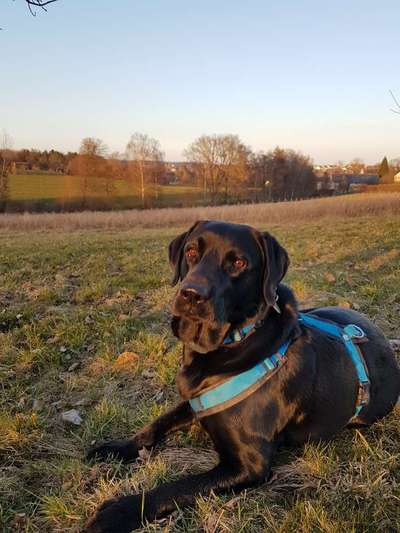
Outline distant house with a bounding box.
[346,174,379,186]
[345,174,378,192]
[315,173,347,195]
[315,173,379,195]
[394,171,400,183]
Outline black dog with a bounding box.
[86,220,400,533]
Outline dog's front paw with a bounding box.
[86,439,140,463]
[85,495,143,533]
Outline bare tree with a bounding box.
[80,137,108,157]
[66,137,111,204]
[184,134,248,203]
[390,90,400,115]
[0,130,13,202]
[125,133,164,207]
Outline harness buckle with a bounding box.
[343,324,365,340]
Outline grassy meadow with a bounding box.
[6,174,204,211]
[1,197,400,532]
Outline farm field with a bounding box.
[7,174,204,210]
[0,208,399,531]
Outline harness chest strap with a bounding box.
[189,313,370,419]
[189,339,291,418]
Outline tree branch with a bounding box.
[390,90,400,115]
[26,0,58,7]
[24,0,59,16]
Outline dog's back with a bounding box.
[308,307,400,424]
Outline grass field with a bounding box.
[6,174,204,211]
[9,174,201,201]
[1,207,399,531]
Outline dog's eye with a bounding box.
[186,248,198,260]
[233,257,247,270]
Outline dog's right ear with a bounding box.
[168,221,205,285]
[256,231,289,312]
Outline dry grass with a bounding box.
[362,183,400,193]
[0,192,399,233]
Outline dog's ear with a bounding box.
[257,231,289,309]
[168,221,205,285]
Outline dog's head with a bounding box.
[169,220,289,353]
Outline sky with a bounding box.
[1,0,399,163]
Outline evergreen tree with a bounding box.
[378,156,390,182]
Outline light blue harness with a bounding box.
[189,313,370,419]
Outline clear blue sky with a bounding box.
[1,0,399,163]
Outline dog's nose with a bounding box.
[180,284,210,305]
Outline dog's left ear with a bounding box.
[168,221,205,285]
[257,231,289,310]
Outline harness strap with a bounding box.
[298,314,370,418]
[189,338,291,418]
[189,313,370,419]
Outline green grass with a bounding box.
[0,214,399,532]
[7,174,203,209]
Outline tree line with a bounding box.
[2,129,399,211]
[1,131,320,207]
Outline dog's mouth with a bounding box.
[171,315,230,353]
[171,290,241,352]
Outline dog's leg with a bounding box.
[85,443,275,533]
[85,466,267,533]
[87,401,194,463]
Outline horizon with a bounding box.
[1,0,400,164]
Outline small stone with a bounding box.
[154,390,165,404]
[61,409,83,426]
[59,346,67,353]
[352,303,361,310]
[68,362,80,372]
[33,399,44,411]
